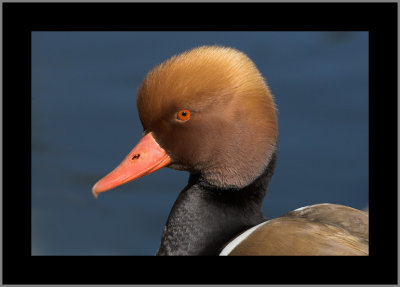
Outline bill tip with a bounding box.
[92,185,99,199]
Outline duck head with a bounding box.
[92,46,278,197]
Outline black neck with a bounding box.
[156,150,278,256]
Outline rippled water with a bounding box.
[32,31,368,255]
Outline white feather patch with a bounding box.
[293,205,312,212]
[219,220,270,256]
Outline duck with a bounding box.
[92,46,369,256]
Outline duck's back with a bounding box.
[221,203,369,256]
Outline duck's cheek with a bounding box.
[157,128,202,169]
[164,134,198,166]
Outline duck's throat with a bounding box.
[201,143,278,189]
[156,150,278,256]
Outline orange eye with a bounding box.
[177,109,191,121]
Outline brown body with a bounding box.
[224,204,368,255]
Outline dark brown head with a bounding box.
[92,46,278,196]
[137,46,278,188]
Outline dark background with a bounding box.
[31,31,369,255]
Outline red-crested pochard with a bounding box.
[92,46,369,256]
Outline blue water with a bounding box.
[31,32,368,255]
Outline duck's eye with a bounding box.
[177,109,191,121]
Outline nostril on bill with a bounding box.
[131,154,141,160]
